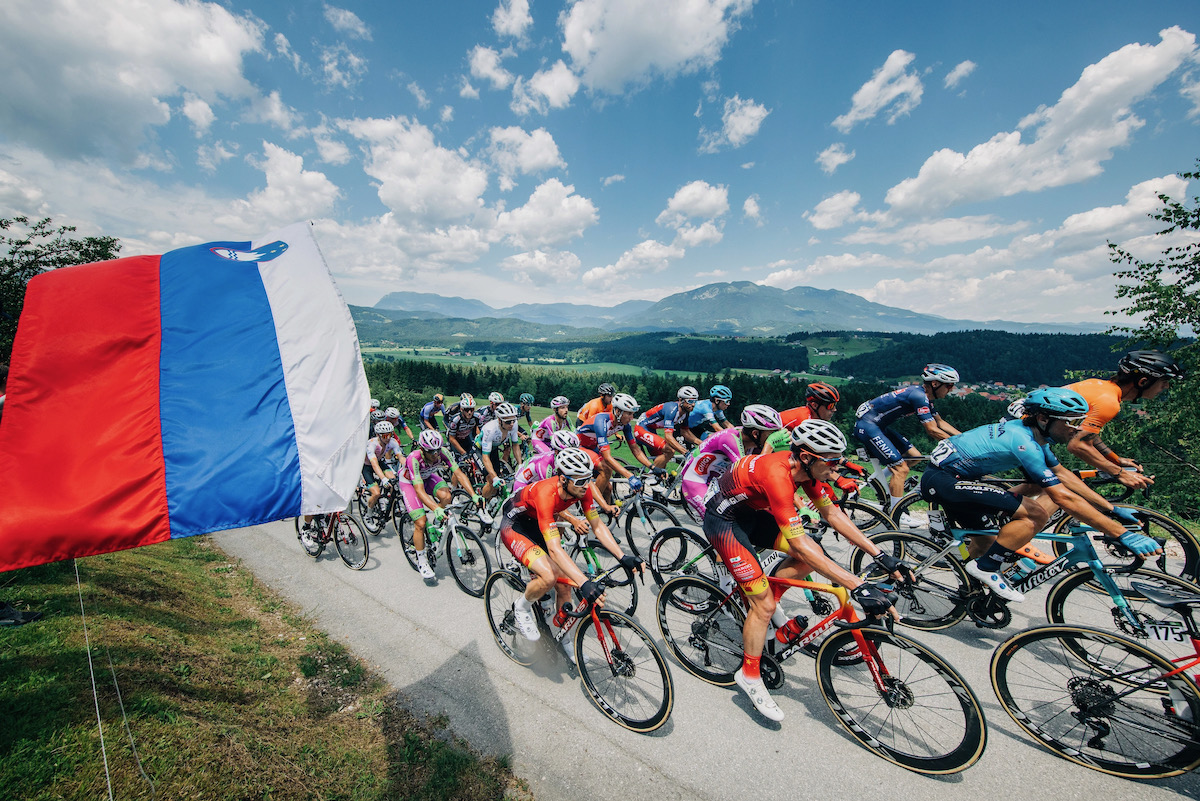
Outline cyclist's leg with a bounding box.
[853,420,906,509]
[704,512,772,670]
[362,464,381,508]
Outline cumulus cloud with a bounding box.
[459,76,481,99]
[470,45,514,90]
[676,221,723,246]
[181,93,215,136]
[244,90,300,133]
[842,216,1029,252]
[487,126,566,191]
[495,179,598,248]
[407,82,430,109]
[560,0,754,94]
[228,142,341,228]
[743,195,761,224]
[312,126,351,165]
[500,249,583,284]
[493,0,533,40]
[582,239,685,289]
[832,49,924,133]
[197,141,236,172]
[602,174,626,186]
[440,105,455,123]
[699,95,770,152]
[885,27,1198,215]
[510,61,581,115]
[761,252,907,288]
[324,4,372,40]
[944,60,977,89]
[804,190,882,230]
[656,180,729,227]
[321,44,368,89]
[816,143,855,175]
[275,33,304,73]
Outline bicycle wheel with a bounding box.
[398,515,421,572]
[991,625,1200,778]
[570,541,637,616]
[446,525,492,598]
[484,570,540,667]
[1046,567,1200,667]
[624,498,680,558]
[333,514,369,569]
[887,490,933,531]
[816,627,987,775]
[296,517,325,557]
[647,526,721,588]
[575,610,673,732]
[838,499,894,535]
[848,531,969,630]
[1052,505,1200,582]
[655,576,745,686]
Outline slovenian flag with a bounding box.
[0,222,369,572]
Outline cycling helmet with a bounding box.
[549,395,569,409]
[709,384,733,402]
[789,419,847,456]
[370,409,386,422]
[550,430,581,451]
[611,393,639,414]
[597,382,615,396]
[495,402,519,420]
[805,382,841,405]
[373,421,394,436]
[488,391,504,404]
[555,447,594,479]
[433,393,444,403]
[384,406,400,420]
[921,363,960,384]
[369,398,380,408]
[740,404,783,431]
[1006,398,1027,420]
[1024,387,1089,419]
[1118,350,1184,380]
[519,392,535,405]
[677,385,700,402]
[459,392,476,408]
[417,429,443,450]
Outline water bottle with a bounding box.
[775,614,809,646]
[1005,557,1038,582]
[379,495,390,514]
[552,603,572,628]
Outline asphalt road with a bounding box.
[212,519,1200,801]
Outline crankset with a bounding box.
[967,594,1011,629]
[760,652,785,690]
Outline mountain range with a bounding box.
[374,282,1107,336]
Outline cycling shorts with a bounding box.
[632,425,666,456]
[498,498,551,569]
[919,466,1021,530]
[398,476,449,520]
[702,505,790,596]
[362,463,393,486]
[851,420,912,466]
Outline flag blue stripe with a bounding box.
[158,241,302,536]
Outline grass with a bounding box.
[0,539,525,801]
[794,334,885,367]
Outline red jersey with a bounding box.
[576,396,611,426]
[510,476,596,538]
[780,406,813,430]
[712,451,834,530]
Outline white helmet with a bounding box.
[921,363,960,384]
[789,419,846,455]
[612,393,639,414]
[370,409,386,422]
[384,406,400,420]
[550,430,581,451]
[1006,398,1027,420]
[418,429,443,450]
[373,421,395,436]
[495,402,519,420]
[740,404,783,431]
[369,398,380,408]
[550,395,569,409]
[459,393,476,409]
[555,447,594,479]
[677,385,699,402]
[488,391,504,404]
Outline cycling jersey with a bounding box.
[576,412,633,454]
[686,399,727,432]
[479,419,519,457]
[511,451,555,493]
[1065,378,1122,435]
[478,404,501,427]
[508,476,598,539]
[855,385,936,428]
[445,409,481,442]
[364,436,402,467]
[930,419,1061,488]
[710,451,834,531]
[779,406,813,429]
[679,428,747,519]
[576,396,611,426]
[638,401,685,433]
[419,401,443,428]
[399,446,454,484]
[533,413,573,443]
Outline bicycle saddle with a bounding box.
[1131,580,1200,611]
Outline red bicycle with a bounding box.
[295,510,369,570]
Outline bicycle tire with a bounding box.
[848,531,969,630]
[296,517,325,557]
[484,570,540,667]
[990,624,1200,779]
[575,610,673,732]
[333,514,369,569]
[647,526,721,588]
[570,540,638,617]
[399,516,422,572]
[1045,567,1200,667]
[838,499,895,535]
[1052,504,1200,582]
[655,576,745,687]
[446,525,492,598]
[623,498,680,559]
[817,627,987,775]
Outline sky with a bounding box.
[1,1,1198,324]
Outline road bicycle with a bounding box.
[295,510,369,570]
[604,473,680,559]
[990,581,1200,778]
[396,494,492,596]
[655,572,986,774]
[484,569,673,733]
[358,477,400,535]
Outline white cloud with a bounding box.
[816,143,855,174]
[440,105,455,123]
[197,141,236,172]
[324,5,372,40]
[700,94,770,152]
[275,33,303,73]
[487,126,566,191]
[181,93,215,136]
[511,61,581,115]
[560,0,754,94]
[1183,71,1200,117]
[804,190,881,230]
[602,174,626,186]
[0,0,264,162]
[676,220,723,246]
[656,180,729,227]
[743,195,761,223]
[832,49,924,133]
[469,45,514,90]
[582,239,685,289]
[842,216,1029,252]
[407,81,430,109]
[493,0,533,40]
[244,90,299,133]
[741,162,754,169]
[500,249,582,284]
[226,142,340,229]
[312,128,351,165]
[761,252,906,288]
[495,179,598,248]
[944,60,977,89]
[886,27,1198,215]
[321,44,368,89]
[459,76,481,99]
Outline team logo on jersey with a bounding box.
[210,240,288,262]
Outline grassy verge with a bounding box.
[0,539,526,801]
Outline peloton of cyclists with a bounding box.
[636,385,698,458]
[576,392,657,502]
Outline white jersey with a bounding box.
[479,419,518,454]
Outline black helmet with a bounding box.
[597,382,615,396]
[805,382,840,405]
[1118,350,1184,380]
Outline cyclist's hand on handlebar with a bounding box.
[835,476,859,494]
[1108,505,1141,527]
[841,460,867,476]
[627,476,643,493]
[571,518,588,536]
[1117,530,1162,557]
[579,579,605,607]
[650,466,667,477]
[492,476,505,488]
[852,584,901,621]
[873,551,916,584]
[619,553,645,576]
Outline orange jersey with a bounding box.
[510,476,595,538]
[1065,378,1122,435]
[780,406,813,430]
[576,396,611,426]
[713,451,833,530]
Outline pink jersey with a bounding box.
[399,447,453,485]
[534,414,571,442]
[512,451,556,494]
[680,428,744,486]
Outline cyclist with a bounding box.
[362,420,402,521]
[419,393,445,431]
[682,384,734,445]
[445,393,482,458]
[919,387,1159,603]
[576,392,655,502]
[384,406,415,447]
[532,395,573,454]
[636,385,697,458]
[478,391,506,427]
[679,404,783,520]
[852,363,961,523]
[766,382,842,452]
[703,419,900,722]
[500,448,644,664]
[369,397,380,414]
[398,429,488,581]
[479,402,521,498]
[576,382,615,426]
[1065,349,1183,490]
[512,430,616,518]
[514,392,536,456]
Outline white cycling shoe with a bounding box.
[511,599,540,641]
[477,508,494,526]
[896,512,920,529]
[416,555,436,582]
[735,668,784,722]
[965,560,1024,603]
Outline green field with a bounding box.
[363,347,697,379]
[797,335,885,367]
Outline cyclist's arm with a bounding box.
[1067,430,1148,487]
[449,464,478,497]
[662,429,688,454]
[588,513,628,562]
[680,426,704,447]
[626,437,654,470]
[921,417,955,441]
[1044,468,1128,538]
[601,446,634,478]
[367,454,392,483]
[447,436,467,456]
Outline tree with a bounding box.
[1,216,121,362]
[1105,162,1200,516]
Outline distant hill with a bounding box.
[350,306,614,346]
[373,282,1106,336]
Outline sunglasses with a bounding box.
[797,449,840,465]
[499,418,515,426]
[568,476,591,488]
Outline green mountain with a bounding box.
[374,290,653,329]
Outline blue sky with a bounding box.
[1,1,1198,324]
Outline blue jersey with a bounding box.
[855,386,936,429]
[639,401,685,432]
[930,420,1061,488]
[577,412,633,452]
[420,401,442,425]
[687,399,726,431]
